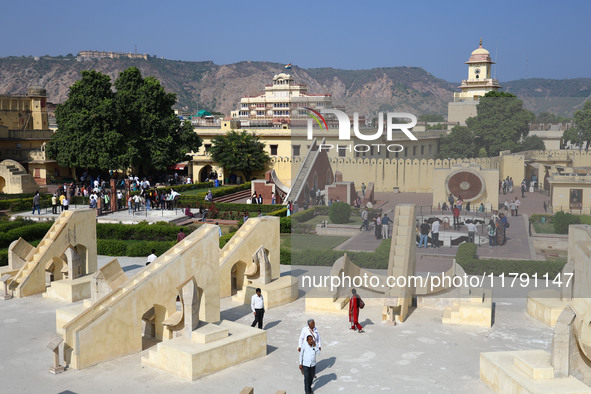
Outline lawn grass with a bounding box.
[303,215,363,227]
[280,234,349,251]
[533,222,556,234]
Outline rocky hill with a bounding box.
[0,55,588,117]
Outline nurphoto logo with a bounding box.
[304,107,418,154]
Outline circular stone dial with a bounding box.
[446,171,485,201]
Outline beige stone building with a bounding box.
[0,86,68,187]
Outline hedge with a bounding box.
[455,243,566,277]
[96,222,190,242]
[280,217,291,233]
[219,232,237,248]
[97,239,176,257]
[0,195,52,212]
[0,250,8,266]
[0,218,36,233]
[0,222,53,248]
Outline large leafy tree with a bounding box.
[209,130,270,181]
[562,100,591,150]
[47,70,122,170]
[48,67,202,174]
[466,91,534,156]
[436,126,475,159]
[513,135,546,152]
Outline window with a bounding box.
[292,145,300,157]
[204,144,211,154]
[270,145,278,155]
[428,144,432,154]
[570,189,583,209]
[404,148,408,157]
[337,146,346,157]
[413,146,417,156]
[421,145,424,155]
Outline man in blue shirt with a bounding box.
[299,335,319,394]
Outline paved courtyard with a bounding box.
[0,256,555,393]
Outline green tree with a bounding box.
[47,67,202,174]
[535,112,571,124]
[113,67,201,173]
[47,70,122,170]
[513,135,546,152]
[562,101,591,150]
[465,91,534,156]
[436,126,475,159]
[209,130,270,181]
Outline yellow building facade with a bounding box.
[0,86,67,186]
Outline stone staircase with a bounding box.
[442,287,492,327]
[214,189,251,203]
[284,138,321,203]
[9,212,72,297]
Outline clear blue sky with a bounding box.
[1,0,588,82]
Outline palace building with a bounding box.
[230,73,333,127]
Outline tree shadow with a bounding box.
[313,373,337,391]
[264,320,281,330]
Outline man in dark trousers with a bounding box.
[300,335,319,394]
[250,288,265,329]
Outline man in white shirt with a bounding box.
[466,220,477,243]
[431,219,440,248]
[299,335,319,394]
[146,249,157,266]
[250,288,264,329]
[298,319,321,352]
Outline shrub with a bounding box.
[219,232,236,248]
[0,222,53,248]
[553,211,580,234]
[529,214,554,223]
[329,202,351,224]
[280,217,291,233]
[455,243,566,277]
[96,239,128,256]
[0,250,8,266]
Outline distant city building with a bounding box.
[230,73,332,127]
[448,39,501,126]
[77,50,148,61]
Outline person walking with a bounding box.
[431,219,440,247]
[51,193,58,215]
[374,214,382,239]
[298,319,321,352]
[466,220,477,243]
[250,288,265,329]
[381,214,390,239]
[62,196,69,211]
[348,288,364,332]
[32,191,41,215]
[452,205,460,230]
[487,219,497,247]
[419,219,430,248]
[359,208,369,231]
[361,183,366,198]
[448,193,454,208]
[299,335,320,394]
[514,197,521,216]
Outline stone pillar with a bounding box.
[110,179,117,212]
[182,280,200,337]
[47,336,65,374]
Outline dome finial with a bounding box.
[479,38,482,46]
